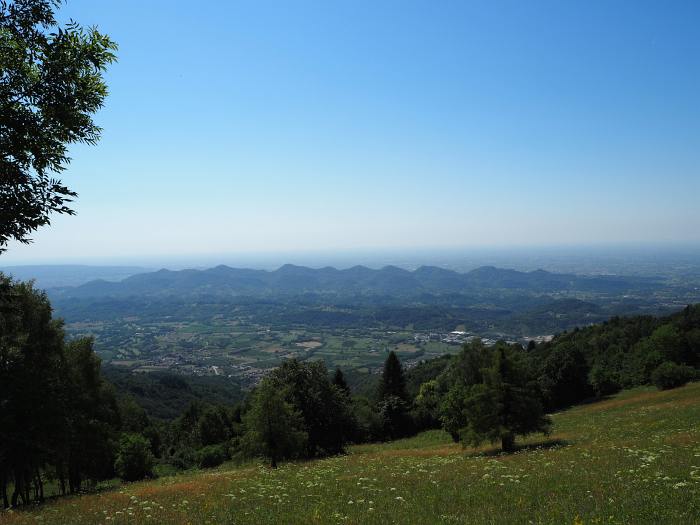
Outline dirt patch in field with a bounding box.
[663,431,699,446]
[574,391,664,414]
[367,445,461,459]
[295,341,323,349]
[394,343,420,353]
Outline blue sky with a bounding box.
[4,0,700,264]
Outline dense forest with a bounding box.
[2,272,698,508]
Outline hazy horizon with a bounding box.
[4,243,700,282]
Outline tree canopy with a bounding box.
[378,350,408,401]
[0,0,117,251]
[440,341,551,452]
[243,380,307,468]
[0,275,119,506]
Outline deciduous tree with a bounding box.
[243,380,307,468]
[1,0,117,251]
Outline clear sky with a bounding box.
[4,0,700,264]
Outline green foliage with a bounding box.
[332,367,351,395]
[378,350,408,401]
[243,379,307,468]
[266,359,355,456]
[103,366,243,420]
[538,343,592,409]
[0,0,117,250]
[197,406,231,446]
[405,354,452,399]
[377,395,413,440]
[588,362,621,397]
[114,433,154,482]
[197,444,228,469]
[0,275,119,506]
[440,342,550,451]
[349,396,384,442]
[62,337,121,487]
[651,361,696,390]
[119,397,151,433]
[376,352,415,439]
[439,382,469,442]
[412,379,442,430]
[531,305,700,406]
[8,384,700,524]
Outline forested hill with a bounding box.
[50,264,661,299]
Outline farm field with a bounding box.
[64,315,466,386]
[2,383,698,524]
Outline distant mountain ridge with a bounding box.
[50,264,661,299]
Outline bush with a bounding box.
[378,395,414,440]
[197,444,228,468]
[114,433,155,481]
[588,364,621,397]
[351,396,383,442]
[167,447,197,470]
[651,362,696,390]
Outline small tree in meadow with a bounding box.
[651,362,696,390]
[114,433,154,482]
[445,344,550,452]
[243,379,307,468]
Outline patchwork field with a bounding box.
[64,314,465,386]
[2,383,699,524]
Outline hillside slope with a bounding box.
[2,383,699,524]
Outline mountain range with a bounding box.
[49,264,661,299]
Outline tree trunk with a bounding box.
[501,433,515,453]
[1,469,8,509]
[23,473,30,506]
[35,469,44,502]
[11,468,23,506]
[57,463,66,496]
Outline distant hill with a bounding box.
[50,264,661,299]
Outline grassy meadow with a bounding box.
[2,383,699,525]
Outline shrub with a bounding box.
[197,444,228,469]
[651,362,696,390]
[168,447,197,470]
[588,364,621,397]
[351,396,383,442]
[114,433,155,481]
[378,395,414,440]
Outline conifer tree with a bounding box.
[378,351,408,401]
[376,352,413,439]
[456,345,551,452]
[332,368,351,395]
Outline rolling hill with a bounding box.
[50,264,661,299]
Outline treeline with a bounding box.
[2,274,698,508]
[1,278,120,507]
[405,304,700,447]
[102,367,243,420]
[532,305,700,408]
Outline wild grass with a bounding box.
[2,383,699,524]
